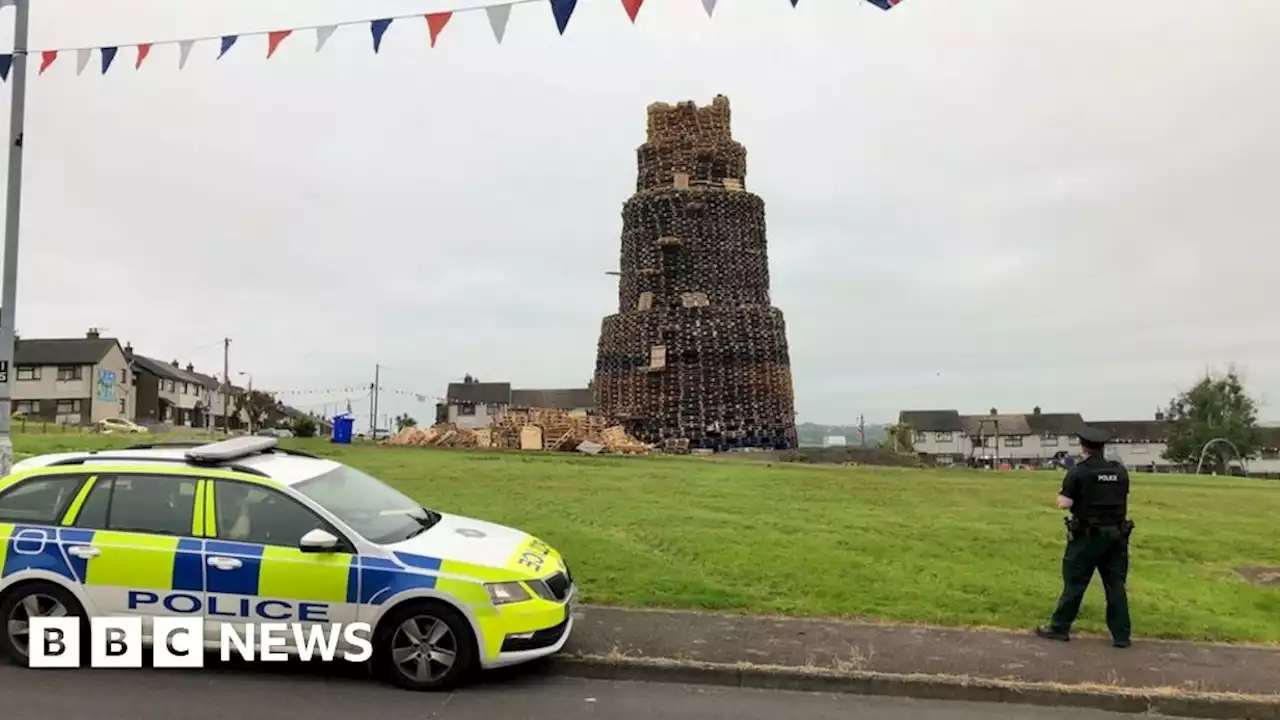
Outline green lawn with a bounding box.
[12,433,1280,643]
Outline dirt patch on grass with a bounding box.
[1237,566,1280,587]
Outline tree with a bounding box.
[879,423,915,453]
[395,413,418,432]
[292,415,318,438]
[234,390,286,433]
[1163,368,1262,472]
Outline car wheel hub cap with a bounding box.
[391,615,457,682]
[7,593,69,658]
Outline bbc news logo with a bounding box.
[29,618,373,668]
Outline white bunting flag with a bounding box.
[75,48,91,76]
[177,39,195,69]
[315,25,336,52]
[486,5,511,44]
[700,0,717,16]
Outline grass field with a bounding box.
[11,433,1280,644]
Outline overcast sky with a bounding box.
[2,0,1276,426]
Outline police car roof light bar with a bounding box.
[184,436,278,465]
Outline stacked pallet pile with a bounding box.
[591,95,798,453]
[385,424,487,448]
[385,411,650,454]
[489,408,651,454]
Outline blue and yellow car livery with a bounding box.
[0,437,575,688]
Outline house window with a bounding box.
[56,366,83,381]
[119,399,127,414]
[1042,434,1058,446]
[167,380,176,392]
[1067,436,1079,446]
[14,400,38,415]
[56,399,82,415]
[935,431,952,441]
[1262,449,1280,460]
[16,366,40,381]
[456,403,476,417]
[1004,436,1023,447]
[913,432,926,442]
[121,369,128,385]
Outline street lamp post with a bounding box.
[0,0,32,476]
[238,371,254,432]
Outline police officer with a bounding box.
[1035,426,1134,648]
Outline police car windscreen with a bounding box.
[293,465,437,544]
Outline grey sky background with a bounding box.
[2,0,1276,426]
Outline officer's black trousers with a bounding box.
[1049,525,1130,641]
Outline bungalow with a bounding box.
[440,375,596,429]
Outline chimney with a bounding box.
[1033,406,1041,415]
[86,328,100,339]
[124,342,133,355]
[1155,410,1165,422]
[185,363,194,373]
[989,407,998,416]
[171,359,179,368]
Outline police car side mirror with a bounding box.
[299,528,340,553]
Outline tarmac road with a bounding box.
[0,659,1177,720]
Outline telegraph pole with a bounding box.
[0,0,32,475]
[370,364,380,434]
[858,415,866,448]
[221,337,230,434]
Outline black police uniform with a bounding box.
[1036,427,1134,647]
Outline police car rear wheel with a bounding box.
[0,582,87,668]
[374,601,476,691]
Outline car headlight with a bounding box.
[485,582,531,605]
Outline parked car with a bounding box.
[256,427,294,438]
[97,417,148,434]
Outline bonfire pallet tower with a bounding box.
[592,95,798,452]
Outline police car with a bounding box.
[0,436,575,690]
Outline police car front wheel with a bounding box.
[373,600,477,691]
[0,581,88,668]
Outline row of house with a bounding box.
[436,375,596,429]
[898,407,1280,473]
[11,328,251,430]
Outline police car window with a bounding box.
[0,474,87,524]
[91,474,199,536]
[212,480,330,548]
[72,477,112,530]
[293,465,434,545]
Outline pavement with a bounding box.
[557,606,1280,717]
[3,605,1277,718]
[0,663,1180,720]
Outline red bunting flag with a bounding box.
[621,0,643,22]
[267,30,292,58]
[135,43,151,69]
[38,50,57,74]
[425,12,452,47]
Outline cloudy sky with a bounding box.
[2,0,1276,426]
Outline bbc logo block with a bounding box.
[30,617,205,668]
[28,617,373,668]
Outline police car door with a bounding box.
[204,479,358,654]
[0,472,98,600]
[64,473,205,635]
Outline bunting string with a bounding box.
[259,386,442,403]
[0,0,903,81]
